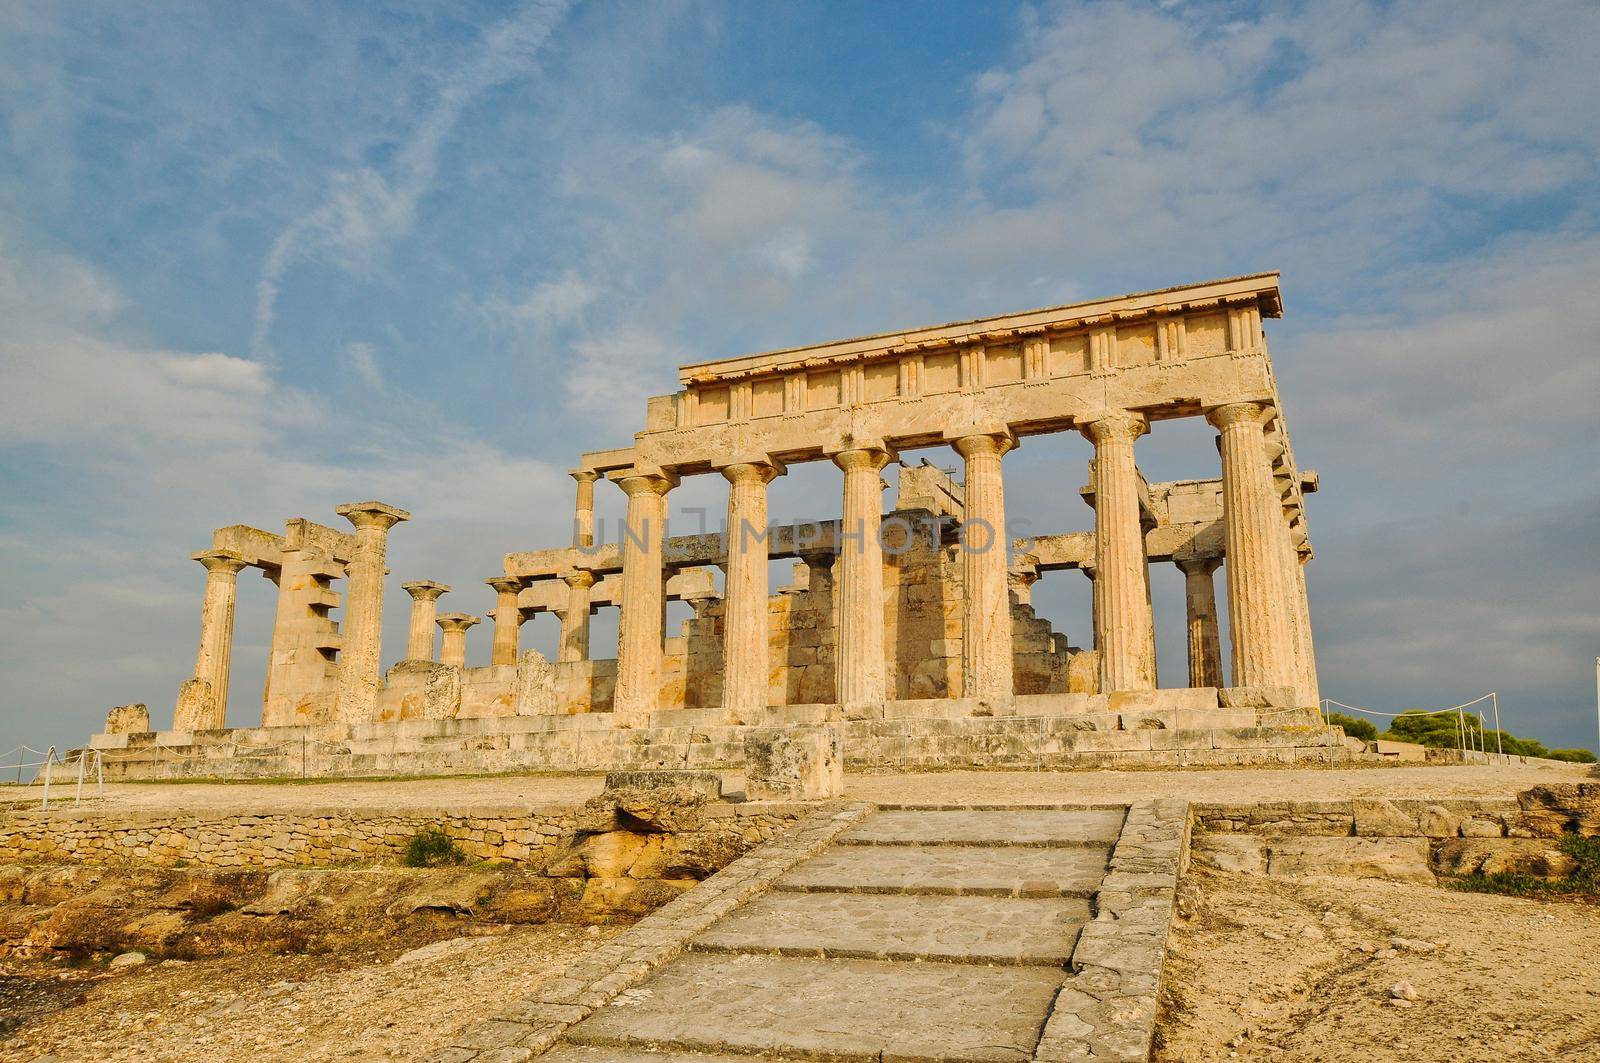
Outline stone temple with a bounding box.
[91,272,1329,779]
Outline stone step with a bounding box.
[837,807,1125,847]
[542,1049,784,1063]
[690,890,1089,964]
[774,843,1109,897]
[563,952,1065,1062]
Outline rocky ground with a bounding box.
[1158,866,1600,1061]
[2,922,622,1062]
[2,760,1589,816]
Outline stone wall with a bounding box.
[0,797,807,878]
[1190,785,1600,884]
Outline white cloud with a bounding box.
[251,0,574,355]
[342,341,384,392]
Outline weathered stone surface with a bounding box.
[743,725,843,800]
[603,771,723,799]
[1433,838,1580,880]
[1191,834,1267,874]
[1518,783,1600,838]
[777,843,1109,896]
[1351,799,1420,837]
[838,807,1124,847]
[565,952,1064,1061]
[694,891,1089,964]
[1265,837,1435,884]
[104,703,150,734]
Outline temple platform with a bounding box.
[83,689,1329,781]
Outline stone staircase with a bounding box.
[436,801,1184,1063]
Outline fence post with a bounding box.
[42,748,55,811]
[74,750,85,805]
[95,750,105,800]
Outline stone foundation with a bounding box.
[80,690,1333,781]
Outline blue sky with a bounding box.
[2,0,1597,756]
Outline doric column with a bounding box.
[951,430,1017,700]
[1079,559,1099,652]
[559,569,596,662]
[486,576,523,666]
[1175,558,1224,688]
[401,581,449,661]
[831,444,894,708]
[571,469,600,549]
[1008,568,1040,607]
[436,613,479,667]
[613,468,677,721]
[179,549,248,729]
[801,552,836,601]
[719,459,784,718]
[1207,402,1296,691]
[1290,546,1320,705]
[333,501,409,723]
[1082,415,1156,691]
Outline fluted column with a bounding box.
[571,469,599,549]
[436,613,479,667]
[831,445,894,707]
[401,581,449,661]
[333,501,409,723]
[1176,558,1224,688]
[613,469,677,721]
[1207,402,1296,691]
[952,431,1016,700]
[720,459,783,718]
[178,549,249,729]
[1082,415,1155,691]
[1290,547,1319,704]
[559,569,596,662]
[485,576,523,666]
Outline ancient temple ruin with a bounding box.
[92,272,1327,778]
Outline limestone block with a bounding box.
[105,703,150,734]
[743,725,844,800]
[1265,837,1435,884]
[1417,805,1462,839]
[1351,799,1420,837]
[1433,838,1579,880]
[1371,739,1428,761]
[515,650,556,715]
[386,660,462,721]
[1517,783,1600,837]
[1191,834,1267,874]
[1066,651,1099,694]
[603,770,724,799]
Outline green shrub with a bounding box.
[1548,748,1599,764]
[1327,711,1377,742]
[404,828,465,868]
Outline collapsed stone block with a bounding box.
[105,703,150,734]
[743,725,844,800]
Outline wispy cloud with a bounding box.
[250,0,573,357]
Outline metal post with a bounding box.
[41,748,54,811]
[74,751,85,805]
[15,747,23,784]
[95,751,104,800]
[1492,691,1504,763]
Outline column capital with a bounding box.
[569,468,601,485]
[402,580,450,602]
[562,568,598,589]
[716,457,785,484]
[1079,413,1148,445]
[436,612,480,633]
[610,467,679,496]
[1174,556,1222,577]
[948,428,1018,459]
[335,500,411,531]
[485,575,522,596]
[829,445,895,473]
[192,549,249,576]
[1204,401,1270,430]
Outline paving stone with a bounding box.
[564,952,1064,1061]
[776,843,1109,896]
[839,808,1124,847]
[541,1049,774,1063]
[692,891,1090,964]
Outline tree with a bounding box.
[1327,711,1377,742]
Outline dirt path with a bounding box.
[1,922,621,1062]
[2,761,1588,817]
[1158,867,1600,1061]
